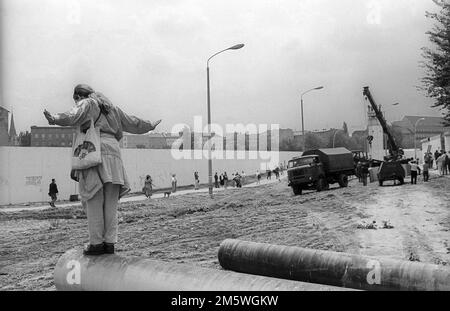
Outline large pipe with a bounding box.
[218,239,450,291]
[54,249,351,291]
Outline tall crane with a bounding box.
[362,86,409,186]
[363,86,402,159]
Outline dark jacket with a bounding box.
[49,183,58,195]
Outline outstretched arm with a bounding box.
[45,99,99,127]
[117,107,161,134]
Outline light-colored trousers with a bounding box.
[84,183,120,245]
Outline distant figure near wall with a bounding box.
[48,178,58,207]
[171,174,177,193]
[194,171,199,190]
[143,175,154,198]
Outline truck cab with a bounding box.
[288,156,325,195]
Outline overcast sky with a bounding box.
[0,0,443,134]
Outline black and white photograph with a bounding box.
[1,0,450,298]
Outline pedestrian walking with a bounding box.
[437,152,446,176]
[214,172,219,188]
[194,171,199,190]
[434,149,440,169]
[409,160,421,184]
[360,161,369,186]
[356,161,362,182]
[256,170,261,185]
[234,172,242,188]
[447,151,450,175]
[143,175,154,198]
[171,174,177,193]
[224,172,228,189]
[274,167,280,181]
[422,161,430,182]
[443,152,449,175]
[48,179,58,207]
[219,174,224,187]
[43,83,161,255]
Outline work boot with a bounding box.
[103,242,115,254]
[83,243,105,256]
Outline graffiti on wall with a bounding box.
[25,176,42,186]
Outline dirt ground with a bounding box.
[1,174,449,291]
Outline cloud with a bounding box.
[0,0,443,133]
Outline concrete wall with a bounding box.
[0,147,300,205]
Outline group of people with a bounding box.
[213,171,245,189]
[426,150,450,176]
[142,173,177,199]
[266,167,282,181]
[141,167,273,199]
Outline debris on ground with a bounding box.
[381,220,394,229]
[408,252,421,262]
[357,219,394,230]
[357,220,377,229]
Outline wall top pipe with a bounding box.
[218,239,450,291]
[54,249,353,291]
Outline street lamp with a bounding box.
[207,43,244,198]
[414,118,425,160]
[301,86,324,151]
[332,129,343,148]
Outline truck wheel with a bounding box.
[338,174,349,187]
[398,177,404,185]
[292,186,302,195]
[317,178,326,192]
[378,179,383,186]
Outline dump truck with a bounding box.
[287,147,355,195]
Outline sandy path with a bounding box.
[353,179,450,265]
[1,175,449,290]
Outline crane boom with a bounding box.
[363,86,400,157]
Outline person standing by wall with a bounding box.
[256,170,261,185]
[443,152,449,175]
[356,161,362,183]
[409,160,421,184]
[194,171,199,190]
[422,161,430,182]
[437,152,446,176]
[447,151,450,175]
[48,179,58,207]
[219,173,224,188]
[360,161,369,186]
[43,84,161,255]
[171,174,177,193]
[143,175,154,199]
[223,172,228,189]
[214,172,219,188]
[434,150,440,169]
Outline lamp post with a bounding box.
[301,86,324,151]
[332,129,343,148]
[414,118,425,160]
[207,43,244,198]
